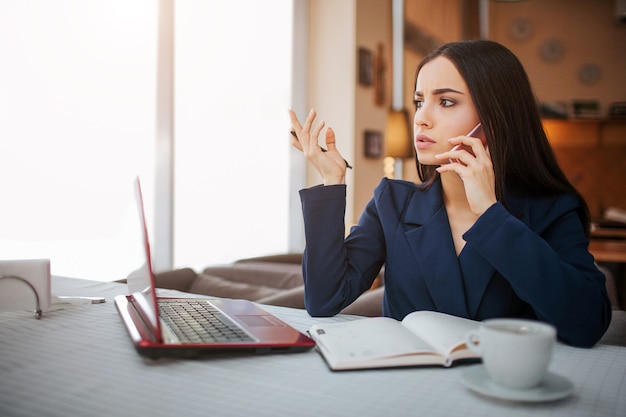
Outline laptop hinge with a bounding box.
[127,295,161,343]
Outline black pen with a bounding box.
[290,130,353,169]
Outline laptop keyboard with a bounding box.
[158,299,254,344]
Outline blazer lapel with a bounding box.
[403,180,470,318]
[459,246,495,318]
[460,189,531,318]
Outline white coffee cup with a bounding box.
[466,319,556,390]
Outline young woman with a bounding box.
[288,39,611,348]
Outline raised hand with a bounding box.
[289,109,351,185]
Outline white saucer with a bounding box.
[461,365,574,402]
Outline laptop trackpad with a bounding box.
[237,315,284,327]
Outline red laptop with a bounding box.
[114,178,315,359]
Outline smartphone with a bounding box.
[449,123,485,164]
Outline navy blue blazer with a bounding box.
[300,177,612,347]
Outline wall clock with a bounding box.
[578,64,601,85]
[510,18,532,41]
[540,38,564,63]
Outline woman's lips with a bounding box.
[415,133,435,150]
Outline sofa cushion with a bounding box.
[189,272,280,301]
[341,287,384,317]
[202,262,303,289]
[153,268,198,292]
[256,285,306,309]
[235,253,303,265]
[166,262,304,302]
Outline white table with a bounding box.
[1,276,625,417]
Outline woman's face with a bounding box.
[413,56,480,166]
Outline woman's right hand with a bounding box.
[289,108,347,185]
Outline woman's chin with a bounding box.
[416,155,442,166]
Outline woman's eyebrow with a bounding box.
[414,87,464,97]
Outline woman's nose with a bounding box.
[414,109,431,131]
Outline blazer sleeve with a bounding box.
[463,199,612,347]
[299,184,385,316]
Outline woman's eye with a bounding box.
[413,99,423,110]
[441,98,454,107]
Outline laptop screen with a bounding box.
[125,177,162,340]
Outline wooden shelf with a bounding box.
[542,119,626,147]
[589,239,626,263]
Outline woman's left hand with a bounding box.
[435,136,497,215]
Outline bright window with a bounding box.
[0,0,158,281]
[173,0,294,271]
[0,0,296,281]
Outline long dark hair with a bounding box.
[414,40,591,235]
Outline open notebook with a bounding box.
[114,177,315,359]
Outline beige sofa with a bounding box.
[154,253,384,317]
